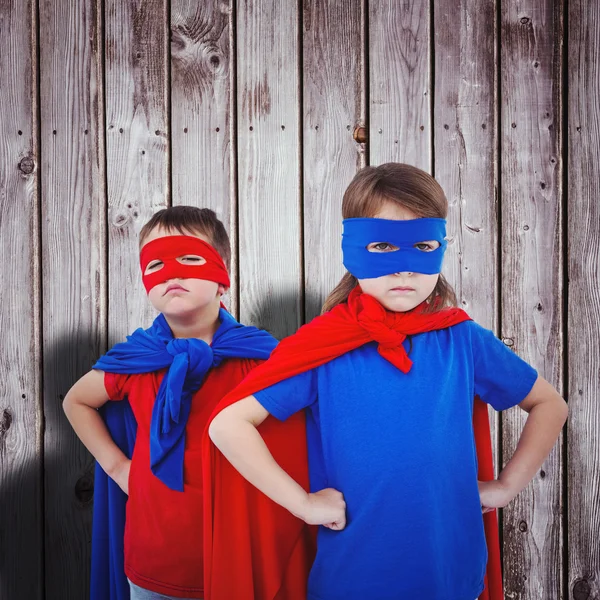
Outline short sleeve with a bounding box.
[253,369,318,421]
[471,322,538,411]
[101,371,132,402]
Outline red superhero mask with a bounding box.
[139,235,231,293]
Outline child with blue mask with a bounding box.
[209,163,568,600]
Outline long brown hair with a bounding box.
[322,163,457,313]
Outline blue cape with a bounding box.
[90,309,277,600]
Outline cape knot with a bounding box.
[166,338,190,356]
[166,338,212,371]
[357,315,406,348]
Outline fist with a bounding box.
[478,479,515,513]
[303,488,347,530]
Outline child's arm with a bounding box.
[63,370,131,494]
[209,396,347,530]
[479,375,568,510]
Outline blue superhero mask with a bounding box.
[342,217,447,279]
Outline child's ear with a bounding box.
[218,284,227,296]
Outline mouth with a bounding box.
[163,284,188,295]
[390,286,415,293]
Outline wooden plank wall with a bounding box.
[568,1,600,599]
[39,1,105,599]
[0,1,597,599]
[500,3,564,598]
[0,2,42,599]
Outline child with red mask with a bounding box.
[63,206,277,600]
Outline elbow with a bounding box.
[558,396,569,424]
[544,393,568,427]
[62,392,74,417]
[208,411,229,448]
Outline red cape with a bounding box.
[203,288,503,600]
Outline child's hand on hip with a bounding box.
[111,458,131,495]
[302,488,346,530]
[478,479,515,513]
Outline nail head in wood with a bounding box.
[353,126,367,144]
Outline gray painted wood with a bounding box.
[0,1,42,598]
[500,2,564,598]
[171,0,238,314]
[237,0,302,337]
[105,0,169,343]
[369,0,431,170]
[302,0,366,321]
[567,1,600,598]
[39,0,106,597]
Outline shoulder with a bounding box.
[103,370,163,401]
[212,356,266,378]
[444,318,492,340]
[419,319,497,355]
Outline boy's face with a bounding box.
[141,226,228,319]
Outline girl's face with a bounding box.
[357,202,441,312]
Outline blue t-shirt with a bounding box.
[254,320,538,600]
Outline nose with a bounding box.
[394,272,413,277]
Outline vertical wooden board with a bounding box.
[237,0,301,337]
[39,0,105,596]
[303,0,365,321]
[105,0,169,343]
[500,2,563,598]
[0,1,42,598]
[568,1,600,597]
[369,0,431,169]
[433,0,497,330]
[432,0,500,468]
[171,0,237,314]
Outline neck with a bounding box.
[164,300,222,343]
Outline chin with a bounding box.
[384,297,422,313]
[163,300,214,318]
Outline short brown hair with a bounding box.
[139,206,231,270]
[322,163,457,313]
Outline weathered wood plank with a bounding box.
[432,0,500,469]
[0,1,42,598]
[105,0,169,342]
[237,0,301,337]
[568,1,600,598]
[500,2,564,598]
[369,0,431,170]
[170,0,237,315]
[302,0,365,321]
[39,0,106,597]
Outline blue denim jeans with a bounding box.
[128,580,200,600]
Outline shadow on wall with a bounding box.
[0,328,99,600]
[0,289,323,600]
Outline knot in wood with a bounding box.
[75,473,94,504]
[0,408,13,438]
[573,579,591,600]
[18,156,35,175]
[518,520,528,533]
[209,54,221,71]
